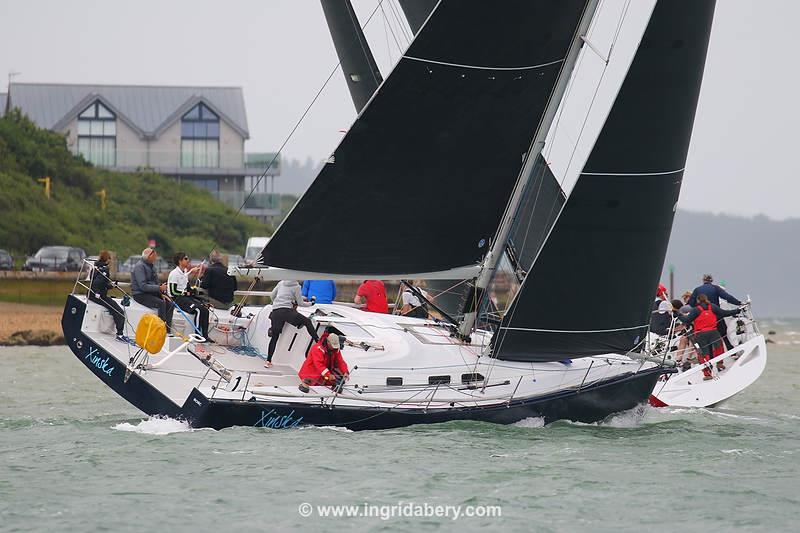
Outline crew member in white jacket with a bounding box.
[167,252,209,340]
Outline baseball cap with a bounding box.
[327,333,340,349]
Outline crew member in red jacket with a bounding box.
[354,280,389,313]
[679,294,742,380]
[298,332,349,392]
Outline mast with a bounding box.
[320,0,383,112]
[458,0,602,339]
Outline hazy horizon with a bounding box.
[1,0,797,220]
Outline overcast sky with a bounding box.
[1,0,797,220]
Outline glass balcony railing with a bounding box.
[71,147,280,175]
[245,152,281,173]
[213,191,281,212]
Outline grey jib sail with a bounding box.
[320,0,383,112]
[494,0,717,361]
[507,153,566,273]
[261,0,590,276]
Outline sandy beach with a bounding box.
[0,302,62,342]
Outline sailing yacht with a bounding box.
[63,0,720,430]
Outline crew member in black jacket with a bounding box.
[89,250,126,341]
[200,250,238,308]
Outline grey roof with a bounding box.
[8,83,249,139]
[0,93,6,116]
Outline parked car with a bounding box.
[226,254,245,268]
[23,246,86,272]
[244,236,270,264]
[0,249,13,270]
[118,255,170,273]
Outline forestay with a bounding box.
[260,0,591,276]
[494,0,717,362]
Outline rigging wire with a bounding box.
[560,0,632,185]
[205,0,389,258]
[543,0,606,163]
[387,0,414,45]
[381,4,395,65]
[378,0,404,57]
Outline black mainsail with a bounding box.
[494,0,717,362]
[320,0,384,112]
[260,0,591,276]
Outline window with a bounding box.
[186,178,219,193]
[461,373,485,385]
[331,322,373,338]
[181,103,220,168]
[77,101,116,166]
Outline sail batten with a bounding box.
[581,168,684,177]
[261,0,591,276]
[403,55,566,71]
[230,265,480,281]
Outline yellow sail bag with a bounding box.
[135,314,167,354]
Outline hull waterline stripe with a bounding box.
[403,55,565,71]
[500,324,648,334]
[581,168,685,177]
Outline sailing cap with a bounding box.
[327,333,340,349]
[656,283,667,297]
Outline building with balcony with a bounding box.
[2,82,280,221]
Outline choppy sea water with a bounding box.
[1,320,798,532]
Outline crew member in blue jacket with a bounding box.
[302,280,337,304]
[687,274,742,351]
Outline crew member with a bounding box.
[354,279,388,313]
[200,250,238,308]
[650,283,672,336]
[131,248,173,329]
[89,250,126,342]
[168,252,210,340]
[266,280,319,368]
[298,332,349,393]
[687,274,743,351]
[302,279,337,304]
[679,294,743,379]
[400,286,429,319]
[670,299,694,371]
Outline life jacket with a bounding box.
[693,303,718,332]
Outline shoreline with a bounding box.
[0,302,64,345]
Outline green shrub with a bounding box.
[0,111,270,260]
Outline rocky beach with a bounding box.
[0,302,64,345]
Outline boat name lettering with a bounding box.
[84,347,114,377]
[254,409,303,429]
